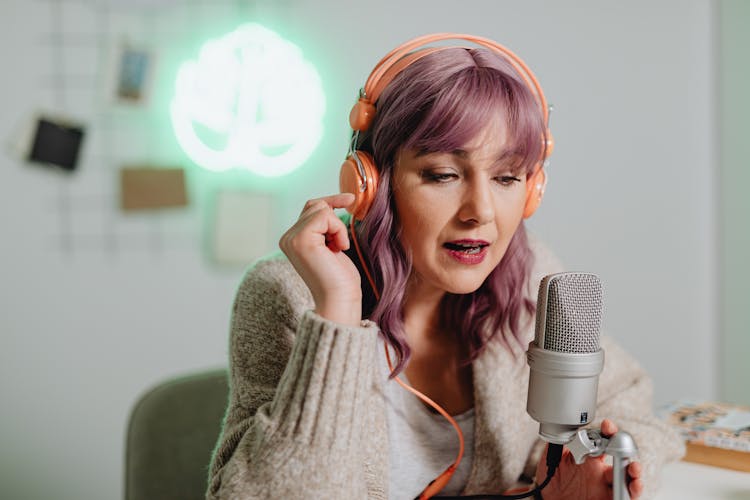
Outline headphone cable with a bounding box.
[351,217,464,496]
[349,217,560,499]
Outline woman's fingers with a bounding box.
[601,418,618,437]
[604,461,644,499]
[327,207,353,252]
[604,460,642,483]
[599,421,642,496]
[303,194,355,251]
[330,191,356,209]
[315,205,350,251]
[299,192,355,217]
[628,461,642,479]
[628,477,644,498]
[283,193,355,252]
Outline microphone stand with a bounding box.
[566,429,638,500]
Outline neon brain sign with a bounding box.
[170,24,325,176]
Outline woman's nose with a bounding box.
[458,180,494,225]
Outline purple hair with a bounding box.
[356,47,547,374]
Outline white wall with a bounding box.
[719,0,750,406]
[0,1,717,499]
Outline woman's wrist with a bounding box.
[314,295,362,326]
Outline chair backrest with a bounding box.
[125,369,229,500]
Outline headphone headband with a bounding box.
[361,33,549,126]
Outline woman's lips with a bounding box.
[443,239,490,264]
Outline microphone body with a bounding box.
[526,272,605,444]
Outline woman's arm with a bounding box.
[206,257,379,499]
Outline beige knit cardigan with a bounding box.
[207,236,684,499]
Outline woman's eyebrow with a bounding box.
[496,148,523,162]
[413,148,469,158]
[412,147,523,161]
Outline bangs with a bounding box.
[403,67,545,175]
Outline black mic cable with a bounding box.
[427,442,563,500]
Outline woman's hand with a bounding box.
[535,419,644,500]
[279,193,363,326]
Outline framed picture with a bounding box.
[114,43,155,104]
[26,115,86,171]
[211,190,275,266]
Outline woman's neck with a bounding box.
[401,276,474,415]
[401,276,446,340]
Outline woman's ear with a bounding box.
[523,168,547,219]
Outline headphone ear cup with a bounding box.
[543,131,554,159]
[339,151,379,221]
[523,168,546,219]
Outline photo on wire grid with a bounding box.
[115,45,154,103]
[27,116,85,171]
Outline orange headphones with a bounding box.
[339,32,553,223]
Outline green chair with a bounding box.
[125,369,229,500]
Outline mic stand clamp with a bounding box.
[566,429,639,500]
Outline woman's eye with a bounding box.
[496,175,522,186]
[422,171,457,183]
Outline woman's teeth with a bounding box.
[445,242,485,254]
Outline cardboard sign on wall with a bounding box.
[120,167,188,211]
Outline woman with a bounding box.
[207,34,683,499]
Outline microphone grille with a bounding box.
[536,273,602,353]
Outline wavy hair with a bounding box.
[356,47,546,374]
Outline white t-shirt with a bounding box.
[379,340,475,499]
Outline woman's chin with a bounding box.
[443,278,487,296]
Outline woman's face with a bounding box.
[392,117,528,298]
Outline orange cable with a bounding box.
[349,217,464,499]
[350,217,380,302]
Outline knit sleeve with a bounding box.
[591,336,685,499]
[206,256,379,499]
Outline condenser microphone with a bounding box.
[526,272,605,444]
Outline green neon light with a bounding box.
[170,23,325,176]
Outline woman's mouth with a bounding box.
[443,240,490,263]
